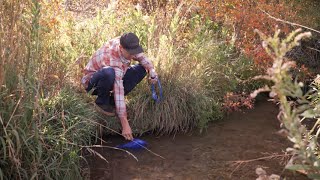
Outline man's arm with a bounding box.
[133,53,158,80]
[113,67,133,140]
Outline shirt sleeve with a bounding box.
[113,67,127,119]
[133,53,154,72]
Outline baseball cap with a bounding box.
[120,32,144,55]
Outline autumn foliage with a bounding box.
[196,0,301,68]
[223,92,254,113]
[93,0,318,71]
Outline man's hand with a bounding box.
[119,117,133,140]
[149,69,158,84]
[149,76,158,84]
[122,125,133,140]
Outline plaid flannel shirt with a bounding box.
[82,37,154,119]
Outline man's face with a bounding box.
[120,46,134,60]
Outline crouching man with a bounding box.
[82,33,158,140]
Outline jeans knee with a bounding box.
[101,67,115,81]
[136,64,147,76]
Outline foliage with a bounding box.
[294,0,320,29]
[252,28,320,178]
[195,0,320,86]
[126,0,320,63]
[127,0,320,83]
[222,92,254,113]
[286,0,320,82]
[0,0,97,179]
[0,85,97,179]
[196,0,300,67]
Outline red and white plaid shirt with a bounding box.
[82,37,154,119]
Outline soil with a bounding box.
[83,100,310,180]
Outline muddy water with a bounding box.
[84,100,309,180]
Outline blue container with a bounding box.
[116,139,147,150]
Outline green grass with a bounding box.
[0,85,97,179]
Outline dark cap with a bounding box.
[120,32,144,55]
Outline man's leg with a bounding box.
[87,67,115,106]
[123,64,147,95]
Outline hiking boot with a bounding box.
[95,103,115,116]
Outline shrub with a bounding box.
[252,28,320,178]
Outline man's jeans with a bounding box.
[85,64,147,106]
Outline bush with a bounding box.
[252,28,320,178]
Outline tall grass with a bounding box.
[0,0,97,179]
[0,86,97,179]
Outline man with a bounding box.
[81,32,158,141]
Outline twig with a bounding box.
[66,140,138,162]
[307,46,320,53]
[228,153,291,177]
[84,145,138,162]
[86,147,109,163]
[259,8,320,34]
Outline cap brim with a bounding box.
[126,45,144,55]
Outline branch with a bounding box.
[259,8,320,34]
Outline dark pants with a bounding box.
[86,64,147,105]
